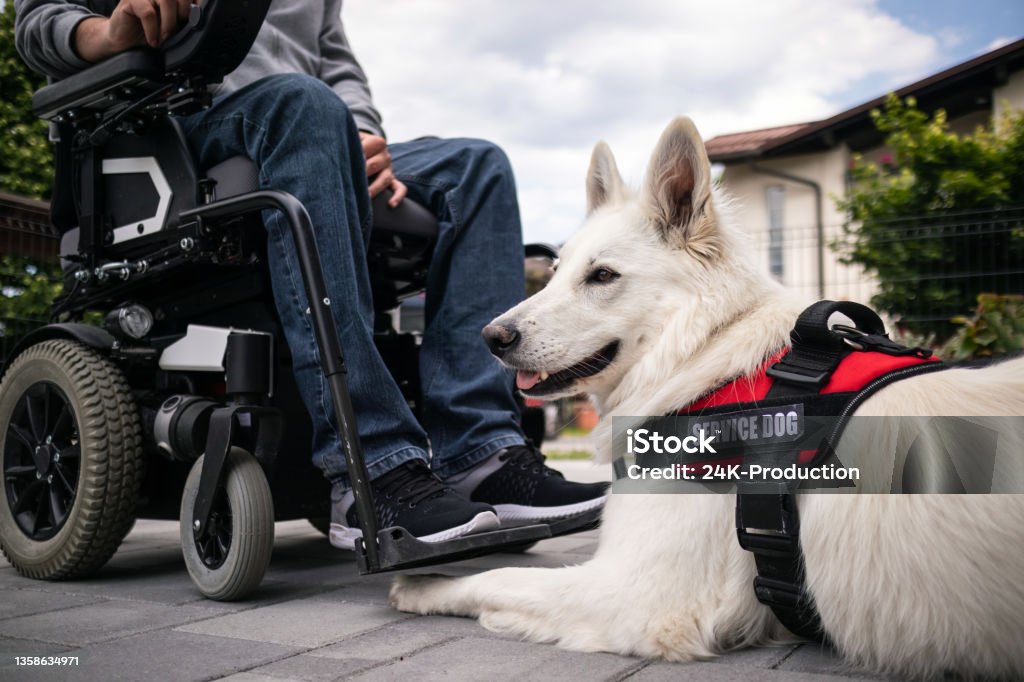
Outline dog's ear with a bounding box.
[586,141,627,214]
[644,117,716,253]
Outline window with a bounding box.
[766,185,785,279]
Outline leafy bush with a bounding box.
[942,293,1024,360]
[0,2,54,199]
[835,95,1024,340]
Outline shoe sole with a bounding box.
[329,510,500,551]
[493,495,606,524]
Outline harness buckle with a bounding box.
[832,324,933,359]
[765,364,829,388]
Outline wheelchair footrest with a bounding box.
[543,506,603,538]
[356,523,552,574]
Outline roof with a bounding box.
[704,122,813,161]
[706,36,1024,163]
[0,191,53,237]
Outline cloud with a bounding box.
[985,36,1015,52]
[343,0,941,243]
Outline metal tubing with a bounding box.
[181,190,381,569]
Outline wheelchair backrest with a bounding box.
[32,0,272,260]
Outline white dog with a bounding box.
[390,118,1024,679]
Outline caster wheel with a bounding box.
[0,340,141,579]
[180,449,274,601]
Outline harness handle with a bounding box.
[790,300,886,349]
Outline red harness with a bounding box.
[664,301,945,642]
[680,348,940,414]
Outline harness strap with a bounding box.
[734,300,940,643]
[735,493,825,641]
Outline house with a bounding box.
[0,191,56,263]
[705,38,1024,306]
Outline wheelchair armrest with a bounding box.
[371,192,439,239]
[31,0,272,121]
[32,49,165,120]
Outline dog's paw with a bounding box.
[389,573,454,614]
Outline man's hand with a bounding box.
[359,132,406,208]
[75,0,191,63]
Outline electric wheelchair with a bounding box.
[0,0,594,601]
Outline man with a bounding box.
[15,0,607,550]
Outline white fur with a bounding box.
[390,118,1024,679]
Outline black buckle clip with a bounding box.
[735,492,801,557]
[765,364,829,388]
[736,529,798,557]
[832,325,932,358]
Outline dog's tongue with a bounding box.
[516,370,541,390]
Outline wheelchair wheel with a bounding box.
[0,340,142,579]
[180,449,274,601]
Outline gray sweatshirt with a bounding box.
[14,0,385,137]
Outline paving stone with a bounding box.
[316,615,522,662]
[634,661,849,681]
[217,667,299,679]
[0,636,72,676]
[16,563,257,609]
[0,599,223,646]
[778,643,890,679]
[220,673,304,682]
[176,596,412,648]
[345,635,637,681]
[706,643,800,669]
[245,653,376,681]
[0,589,104,621]
[46,629,299,682]
[0,569,37,589]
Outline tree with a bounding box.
[835,95,1024,340]
[0,1,54,199]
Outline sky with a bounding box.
[343,0,1022,245]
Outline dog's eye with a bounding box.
[587,267,619,284]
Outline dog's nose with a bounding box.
[482,323,521,357]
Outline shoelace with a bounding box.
[376,461,448,508]
[498,444,564,478]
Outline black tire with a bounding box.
[0,340,142,579]
[180,449,274,601]
[307,516,331,536]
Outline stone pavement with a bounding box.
[0,461,878,682]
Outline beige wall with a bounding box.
[994,69,1024,120]
[718,146,876,303]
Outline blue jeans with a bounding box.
[178,73,526,486]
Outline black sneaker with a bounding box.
[448,444,609,524]
[329,460,500,550]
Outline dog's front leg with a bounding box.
[391,494,779,659]
[392,564,629,652]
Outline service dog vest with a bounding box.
[673,300,945,642]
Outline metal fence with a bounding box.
[740,205,1024,334]
[1,220,60,364]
